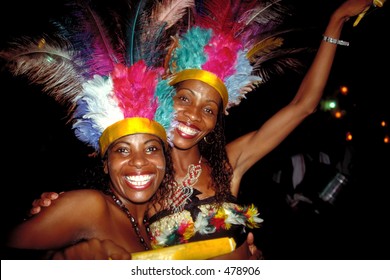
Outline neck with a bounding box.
[171,146,202,174]
[107,188,148,224]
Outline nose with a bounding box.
[184,106,201,122]
[128,152,148,169]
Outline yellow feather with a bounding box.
[246,37,284,60]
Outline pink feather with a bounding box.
[66,1,126,78]
[112,61,158,119]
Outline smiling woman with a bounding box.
[4,58,176,256]
[0,0,177,257]
[3,1,389,258]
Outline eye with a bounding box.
[175,94,189,103]
[145,145,161,154]
[116,147,130,155]
[180,96,189,101]
[204,107,215,115]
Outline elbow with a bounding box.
[294,102,318,119]
[307,106,318,116]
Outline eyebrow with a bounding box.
[178,87,220,107]
[144,138,163,145]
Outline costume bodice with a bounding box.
[147,189,263,249]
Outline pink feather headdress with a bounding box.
[165,0,306,114]
[0,0,196,155]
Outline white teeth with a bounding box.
[125,175,152,186]
[177,123,198,136]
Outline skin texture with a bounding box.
[8,134,166,255]
[27,0,373,259]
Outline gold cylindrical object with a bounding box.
[373,0,386,8]
[131,237,236,260]
[354,0,387,27]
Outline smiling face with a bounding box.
[172,79,222,150]
[104,133,166,204]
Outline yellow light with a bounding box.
[381,121,387,127]
[346,132,353,141]
[334,111,342,118]
[384,136,389,144]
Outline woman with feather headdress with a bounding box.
[2,0,264,259]
[130,0,373,253]
[11,0,373,259]
[4,58,177,257]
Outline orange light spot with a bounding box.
[334,111,342,118]
[340,86,348,95]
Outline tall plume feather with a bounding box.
[151,0,195,29]
[53,0,126,79]
[126,0,194,66]
[1,0,178,153]
[0,35,84,109]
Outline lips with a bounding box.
[176,122,200,138]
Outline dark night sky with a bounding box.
[1,0,389,259]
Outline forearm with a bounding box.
[291,13,346,110]
[291,0,371,110]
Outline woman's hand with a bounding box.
[51,238,131,260]
[29,192,61,216]
[210,232,263,260]
[246,232,263,260]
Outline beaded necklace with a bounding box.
[168,156,202,213]
[105,189,150,251]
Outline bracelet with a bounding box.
[322,35,349,46]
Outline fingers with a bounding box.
[31,192,59,207]
[29,206,41,216]
[41,192,60,201]
[51,239,131,260]
[246,232,255,246]
[246,232,256,255]
[29,192,61,216]
[100,239,131,260]
[246,232,264,260]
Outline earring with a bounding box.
[203,136,213,144]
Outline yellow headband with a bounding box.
[169,69,228,110]
[99,117,167,156]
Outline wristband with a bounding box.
[322,35,350,46]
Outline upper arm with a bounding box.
[228,102,309,194]
[7,190,106,250]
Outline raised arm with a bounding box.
[228,0,373,196]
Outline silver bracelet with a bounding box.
[322,35,349,46]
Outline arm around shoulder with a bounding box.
[7,189,106,251]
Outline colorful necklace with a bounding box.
[168,156,202,213]
[105,189,150,251]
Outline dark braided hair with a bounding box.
[198,104,233,204]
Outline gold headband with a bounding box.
[99,117,167,156]
[169,69,228,110]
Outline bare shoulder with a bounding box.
[53,189,104,200]
[49,189,108,213]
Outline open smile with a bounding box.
[176,122,200,137]
[125,174,154,188]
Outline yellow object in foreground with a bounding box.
[131,237,236,260]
